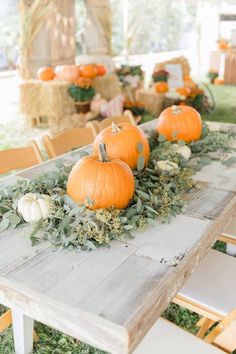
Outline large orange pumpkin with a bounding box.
[93,123,150,170]
[37,67,55,81]
[155,82,169,93]
[79,65,98,79]
[54,65,79,82]
[157,105,202,142]
[67,144,135,209]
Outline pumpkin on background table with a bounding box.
[93,122,150,170]
[176,87,191,97]
[95,65,106,76]
[155,82,169,93]
[37,67,55,81]
[67,144,135,209]
[54,65,79,82]
[214,77,224,85]
[183,76,197,90]
[79,65,98,79]
[157,105,202,142]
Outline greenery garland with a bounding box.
[0,125,235,251]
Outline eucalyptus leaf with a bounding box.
[136,198,142,212]
[0,218,10,232]
[222,156,236,167]
[137,143,143,153]
[158,134,166,142]
[137,155,145,171]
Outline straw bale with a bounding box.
[93,74,121,100]
[136,89,164,116]
[154,56,190,77]
[19,80,76,127]
[49,111,98,136]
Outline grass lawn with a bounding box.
[0,83,236,353]
[202,84,236,124]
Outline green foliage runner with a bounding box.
[0,125,235,251]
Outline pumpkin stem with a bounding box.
[172,105,183,115]
[99,144,109,162]
[111,122,121,134]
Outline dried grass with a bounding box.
[19,0,55,79]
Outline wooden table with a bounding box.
[1,121,236,354]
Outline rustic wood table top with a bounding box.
[0,120,236,354]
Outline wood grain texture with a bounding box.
[0,120,236,353]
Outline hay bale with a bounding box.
[93,74,121,100]
[49,112,98,136]
[154,56,190,77]
[136,89,164,116]
[19,80,76,127]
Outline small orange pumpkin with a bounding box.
[155,82,169,93]
[214,77,224,85]
[176,87,191,97]
[96,65,106,76]
[93,123,150,170]
[67,144,135,209]
[184,76,196,90]
[37,67,55,81]
[79,65,98,79]
[54,65,79,82]
[157,105,202,142]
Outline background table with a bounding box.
[0,120,236,354]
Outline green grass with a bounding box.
[0,84,236,353]
[202,84,236,124]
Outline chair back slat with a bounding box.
[0,141,43,175]
[42,127,97,158]
[86,111,136,134]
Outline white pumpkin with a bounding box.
[90,94,107,113]
[172,144,191,160]
[18,193,51,223]
[156,160,178,171]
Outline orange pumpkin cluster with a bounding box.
[67,105,202,210]
[37,64,106,83]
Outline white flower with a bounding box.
[18,193,51,223]
[172,144,191,160]
[124,74,140,88]
[156,160,179,171]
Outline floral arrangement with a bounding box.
[68,78,96,103]
[0,123,234,251]
[152,70,169,83]
[115,65,144,88]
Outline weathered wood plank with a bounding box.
[0,227,49,276]
[7,241,137,307]
[134,215,210,261]
[0,276,129,354]
[184,187,235,220]
[194,161,236,191]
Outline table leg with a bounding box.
[12,308,34,354]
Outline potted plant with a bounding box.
[68,78,96,113]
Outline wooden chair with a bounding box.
[134,318,224,354]
[173,249,236,352]
[42,126,97,159]
[0,141,43,175]
[86,110,136,134]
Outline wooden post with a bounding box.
[27,0,76,78]
[84,0,112,55]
